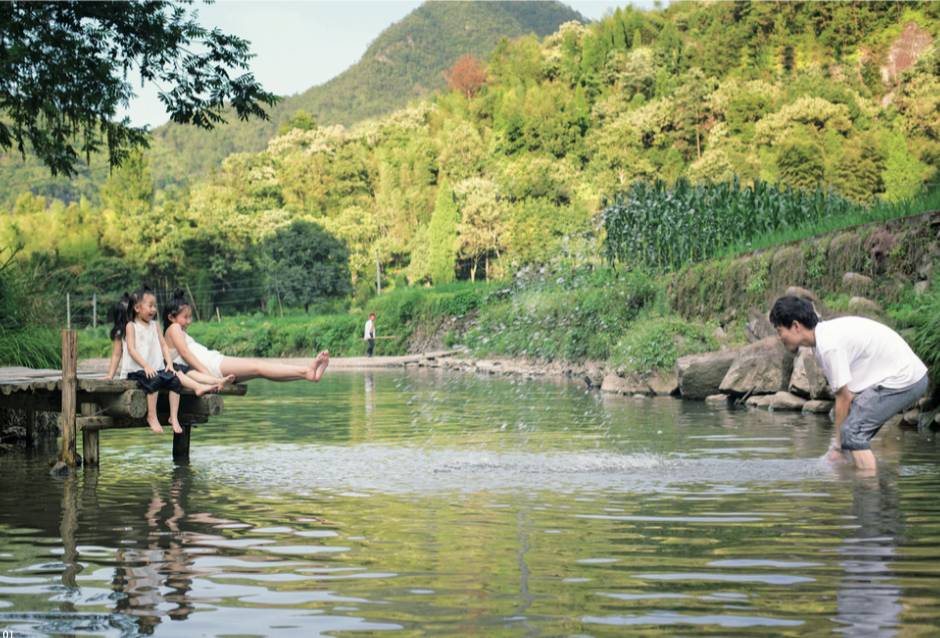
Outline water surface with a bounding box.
[2,369,939,636]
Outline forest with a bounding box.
[2,1,939,367]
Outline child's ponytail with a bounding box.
[108,292,131,341]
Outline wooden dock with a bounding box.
[0,331,246,468]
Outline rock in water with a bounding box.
[648,370,679,396]
[677,350,738,400]
[802,400,834,414]
[601,373,650,395]
[720,337,795,396]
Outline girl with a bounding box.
[162,289,330,384]
[162,291,235,388]
[104,293,130,380]
[123,287,219,434]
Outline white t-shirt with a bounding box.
[813,316,927,393]
[364,319,375,340]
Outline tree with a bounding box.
[445,54,487,99]
[0,1,277,176]
[427,182,459,285]
[262,220,352,313]
[454,177,505,282]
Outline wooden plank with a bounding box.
[60,330,78,467]
[0,388,147,417]
[77,415,114,429]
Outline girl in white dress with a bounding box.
[124,288,220,434]
[163,290,330,384]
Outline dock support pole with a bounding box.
[60,330,78,466]
[173,424,191,464]
[81,402,99,466]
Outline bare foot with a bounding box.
[169,418,183,434]
[194,383,215,396]
[221,374,236,386]
[307,351,330,381]
[147,417,164,434]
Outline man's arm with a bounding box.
[831,384,854,454]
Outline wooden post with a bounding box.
[215,306,221,322]
[81,402,99,466]
[66,293,71,330]
[60,330,78,466]
[22,408,35,449]
[173,424,191,464]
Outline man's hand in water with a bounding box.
[826,446,844,462]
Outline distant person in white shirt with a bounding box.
[770,295,928,471]
[364,312,376,357]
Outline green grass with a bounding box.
[0,327,61,368]
[463,268,658,362]
[608,315,720,375]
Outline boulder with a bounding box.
[745,391,805,411]
[677,350,739,400]
[768,391,807,411]
[648,370,679,396]
[842,272,873,293]
[915,280,930,296]
[601,374,650,395]
[784,286,828,317]
[705,394,731,406]
[847,296,884,317]
[902,409,921,427]
[745,308,776,343]
[745,394,774,408]
[789,347,832,400]
[802,400,834,414]
[719,337,795,396]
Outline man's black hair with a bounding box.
[769,295,819,329]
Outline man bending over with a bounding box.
[770,295,928,471]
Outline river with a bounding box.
[1,369,939,636]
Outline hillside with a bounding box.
[3,1,940,338]
[142,1,585,188]
[0,1,583,199]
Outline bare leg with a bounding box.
[185,370,234,386]
[176,371,218,395]
[146,393,162,434]
[168,391,183,434]
[851,449,877,472]
[220,357,312,383]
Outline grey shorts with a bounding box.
[840,374,929,451]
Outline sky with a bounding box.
[122,0,656,128]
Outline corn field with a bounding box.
[602,178,859,271]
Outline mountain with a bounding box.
[0,1,584,203]
[148,0,584,187]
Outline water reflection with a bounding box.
[1,371,939,637]
[834,476,902,637]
